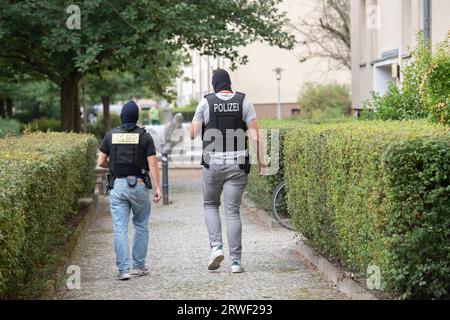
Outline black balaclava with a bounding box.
[212,69,232,93]
[119,101,139,131]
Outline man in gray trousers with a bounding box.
[189,69,265,273]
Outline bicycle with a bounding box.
[271,180,294,230]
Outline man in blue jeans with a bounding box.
[97,101,161,280]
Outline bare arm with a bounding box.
[189,121,202,140]
[148,155,161,202]
[246,119,266,175]
[97,151,109,168]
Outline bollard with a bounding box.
[162,152,169,205]
[158,113,183,206]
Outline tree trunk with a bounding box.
[0,98,5,119]
[81,85,87,133]
[32,103,40,119]
[60,72,81,132]
[101,95,111,132]
[6,98,13,118]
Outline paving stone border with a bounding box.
[40,172,105,300]
[241,196,378,300]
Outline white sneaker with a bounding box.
[231,261,244,273]
[208,246,224,270]
[117,271,131,280]
[131,266,149,277]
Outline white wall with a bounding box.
[175,0,351,107]
[351,0,450,110]
[432,0,450,44]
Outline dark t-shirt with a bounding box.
[99,128,156,157]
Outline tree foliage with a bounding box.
[297,82,351,120]
[289,0,350,70]
[0,0,295,131]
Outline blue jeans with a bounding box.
[109,178,151,272]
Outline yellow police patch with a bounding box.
[112,133,140,144]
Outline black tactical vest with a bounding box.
[202,92,248,154]
[108,126,149,178]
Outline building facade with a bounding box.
[351,0,450,111]
[175,0,350,119]
[175,54,226,107]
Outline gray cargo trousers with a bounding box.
[202,163,248,262]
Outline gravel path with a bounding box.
[59,169,346,300]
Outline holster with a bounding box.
[105,171,116,195]
[238,154,251,174]
[141,169,152,189]
[201,152,210,169]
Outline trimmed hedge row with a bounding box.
[246,119,299,212]
[284,121,450,299]
[246,118,353,212]
[0,132,97,298]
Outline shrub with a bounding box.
[172,99,199,122]
[87,113,121,139]
[0,132,97,298]
[362,82,423,121]
[297,82,351,120]
[23,117,61,133]
[246,119,303,212]
[284,121,450,299]
[0,118,21,137]
[246,118,355,213]
[362,33,449,126]
[421,35,450,125]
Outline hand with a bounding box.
[153,188,161,203]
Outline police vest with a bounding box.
[108,126,149,178]
[202,92,248,154]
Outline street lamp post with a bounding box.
[273,68,284,119]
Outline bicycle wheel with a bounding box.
[271,181,294,230]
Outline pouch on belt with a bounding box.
[127,175,137,187]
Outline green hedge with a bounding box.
[87,113,121,139]
[246,118,353,212]
[0,118,21,137]
[284,121,450,299]
[24,117,61,132]
[246,119,300,212]
[0,132,97,298]
[172,105,196,122]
